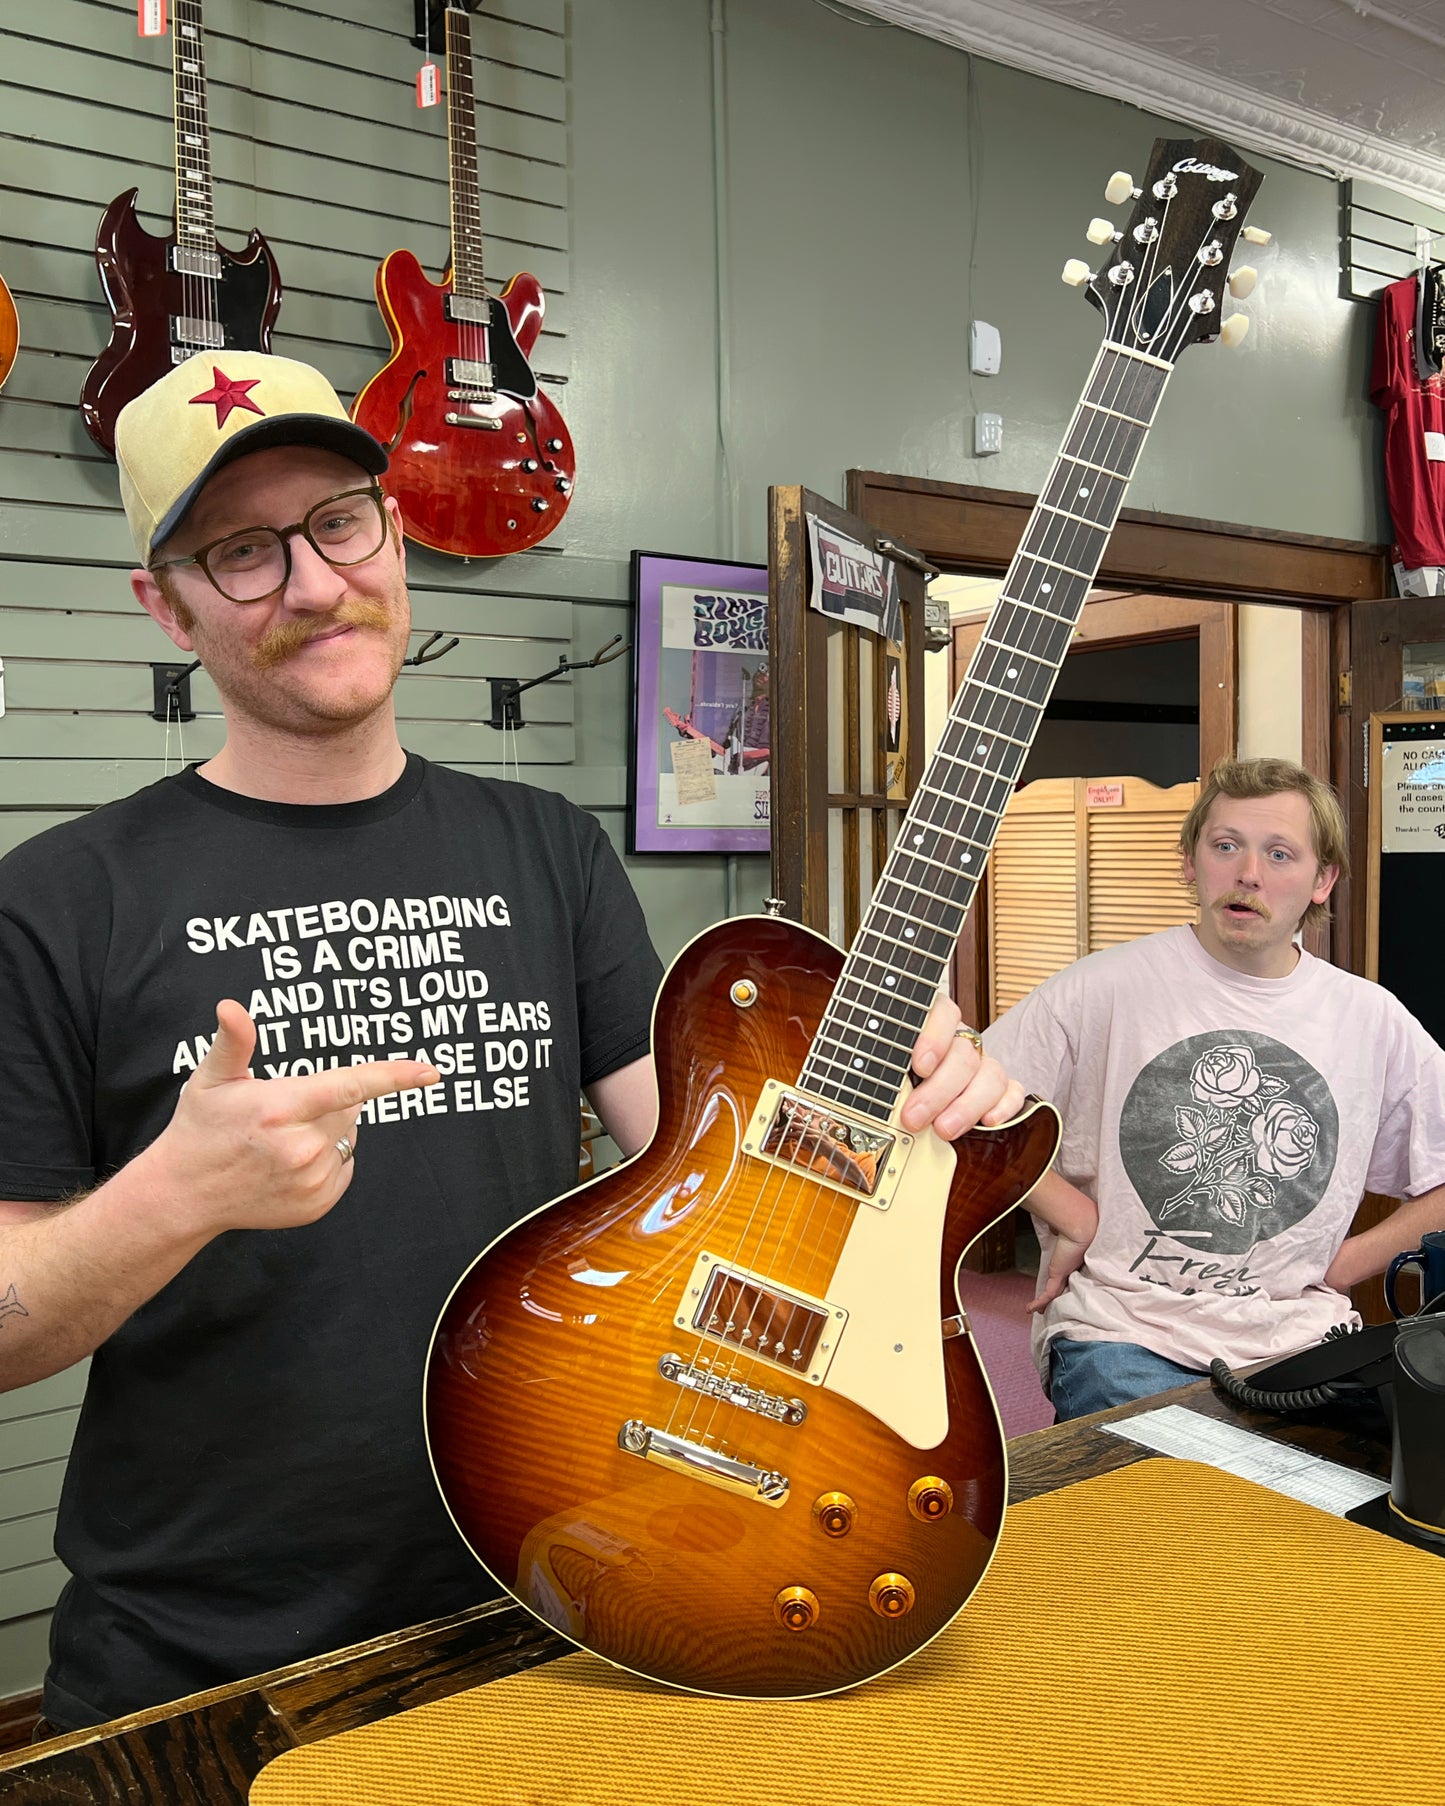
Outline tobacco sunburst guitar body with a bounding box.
[350,252,574,557]
[427,916,1059,1698]
[427,132,1268,1698]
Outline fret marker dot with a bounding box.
[912,832,923,845]
[976,742,988,756]
[853,1058,864,1069]
[904,928,916,940]
[1007,667,1018,678]
[868,1017,879,1029]
[1041,582,1053,594]
[885,977,896,987]
[961,852,972,863]
[1078,485,1090,498]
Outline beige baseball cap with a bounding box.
[116,351,389,565]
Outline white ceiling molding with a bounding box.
[843,0,1445,211]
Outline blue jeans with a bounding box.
[1048,1336,1207,1421]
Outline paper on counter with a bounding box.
[1101,1404,1390,1517]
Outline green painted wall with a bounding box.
[0,0,1382,1701]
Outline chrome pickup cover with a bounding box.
[744,1082,910,1210]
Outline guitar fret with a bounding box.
[1017,551,1095,582]
[1059,452,1129,481]
[963,675,1047,715]
[1038,500,1111,531]
[893,843,980,883]
[1001,595,1074,626]
[933,749,1014,791]
[979,638,1057,671]
[1101,338,1174,372]
[1079,400,1149,427]
[827,995,928,1039]
[804,1047,896,1092]
[953,716,1033,750]
[857,921,955,958]
[879,870,959,911]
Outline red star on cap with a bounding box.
[189,366,265,429]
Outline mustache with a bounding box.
[1218,893,1270,919]
[252,597,394,670]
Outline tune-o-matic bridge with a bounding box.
[657,1353,807,1424]
[675,1253,846,1386]
[617,1420,789,1508]
[744,1082,910,1209]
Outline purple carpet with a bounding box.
[955,1264,1056,1439]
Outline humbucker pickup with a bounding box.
[674,1252,845,1386]
[744,1081,910,1209]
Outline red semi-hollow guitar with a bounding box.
[426,134,1267,1698]
[351,3,573,557]
[80,0,281,457]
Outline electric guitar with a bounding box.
[0,272,17,392]
[350,1,574,557]
[426,135,1267,1698]
[79,0,282,457]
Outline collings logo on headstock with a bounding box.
[1173,157,1241,182]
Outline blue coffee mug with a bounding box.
[1385,1230,1445,1318]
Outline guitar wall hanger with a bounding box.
[488,632,628,731]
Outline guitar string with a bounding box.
[665,222,1232,1462]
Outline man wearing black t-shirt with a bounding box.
[0,352,1031,1731]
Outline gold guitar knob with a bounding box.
[869,1573,916,1618]
[774,1586,820,1631]
[813,1491,857,1537]
[908,1477,954,1522]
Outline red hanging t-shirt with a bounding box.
[1371,275,1445,569]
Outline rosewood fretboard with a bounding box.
[798,344,1171,1118]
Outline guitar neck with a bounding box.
[171,0,216,249]
[799,343,1173,1117]
[445,6,488,304]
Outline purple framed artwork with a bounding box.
[628,551,771,854]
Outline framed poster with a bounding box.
[628,551,771,854]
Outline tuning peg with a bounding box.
[1241,225,1272,247]
[1061,259,1092,288]
[1227,266,1258,300]
[1220,314,1250,348]
[1104,171,1135,204]
[1086,217,1117,246]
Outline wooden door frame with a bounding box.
[948,593,1237,1032]
[847,471,1389,970]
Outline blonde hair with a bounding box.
[1179,757,1349,932]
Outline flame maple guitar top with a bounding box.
[427,916,1059,1697]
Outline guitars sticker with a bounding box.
[806,515,903,642]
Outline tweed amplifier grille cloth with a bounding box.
[250,1459,1439,1806]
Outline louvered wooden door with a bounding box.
[988,776,1198,1018]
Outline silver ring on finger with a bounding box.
[335,1136,354,1164]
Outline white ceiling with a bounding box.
[844,0,1445,210]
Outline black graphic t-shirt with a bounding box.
[0,756,661,1728]
[984,926,1445,1377]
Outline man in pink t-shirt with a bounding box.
[984,757,1445,1419]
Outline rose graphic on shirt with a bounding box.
[1119,1031,1337,1254]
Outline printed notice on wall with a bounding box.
[1381,739,1445,851]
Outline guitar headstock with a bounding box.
[411,0,481,50]
[1063,135,1268,364]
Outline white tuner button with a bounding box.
[1062,258,1092,288]
[1242,225,1272,246]
[1104,171,1134,204]
[1086,217,1116,245]
[1227,265,1258,299]
[1220,314,1251,348]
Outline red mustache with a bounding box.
[1218,893,1270,920]
[253,598,393,670]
